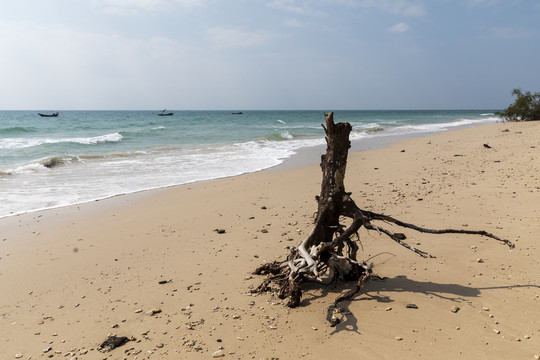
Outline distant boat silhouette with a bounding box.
[158,109,174,116]
[231,112,243,115]
[38,112,59,117]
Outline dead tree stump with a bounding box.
[253,112,514,317]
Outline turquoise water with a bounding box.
[0,110,498,218]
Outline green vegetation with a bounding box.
[496,88,540,121]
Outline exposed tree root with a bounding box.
[252,112,514,325]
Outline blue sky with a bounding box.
[1,0,539,110]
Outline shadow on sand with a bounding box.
[298,272,539,335]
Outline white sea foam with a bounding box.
[354,122,382,130]
[67,132,123,145]
[366,117,497,137]
[0,138,304,218]
[0,132,123,150]
[7,162,49,174]
[0,138,45,150]
[280,130,294,140]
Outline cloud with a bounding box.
[388,22,410,33]
[267,0,425,17]
[205,27,273,49]
[267,0,312,15]
[94,0,204,15]
[0,19,201,108]
[355,0,426,17]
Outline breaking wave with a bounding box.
[0,132,123,150]
[66,132,123,145]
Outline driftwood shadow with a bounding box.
[301,273,480,309]
[325,275,539,334]
[367,275,480,300]
[323,275,480,335]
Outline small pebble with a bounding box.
[212,349,225,358]
[15,354,23,359]
[451,306,460,313]
[146,308,162,316]
[395,336,403,341]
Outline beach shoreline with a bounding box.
[1,117,497,220]
[0,109,499,221]
[1,121,538,359]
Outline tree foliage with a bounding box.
[496,88,540,121]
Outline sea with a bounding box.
[0,110,499,219]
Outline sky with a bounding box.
[0,0,539,110]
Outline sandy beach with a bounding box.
[1,121,539,359]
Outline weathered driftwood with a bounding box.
[252,112,514,320]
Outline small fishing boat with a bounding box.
[38,112,59,117]
[158,109,174,116]
[231,112,243,115]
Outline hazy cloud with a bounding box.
[95,0,204,14]
[389,22,410,33]
[356,0,426,17]
[267,0,312,15]
[1,0,538,110]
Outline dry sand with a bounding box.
[1,121,539,359]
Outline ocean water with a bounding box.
[0,110,498,218]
